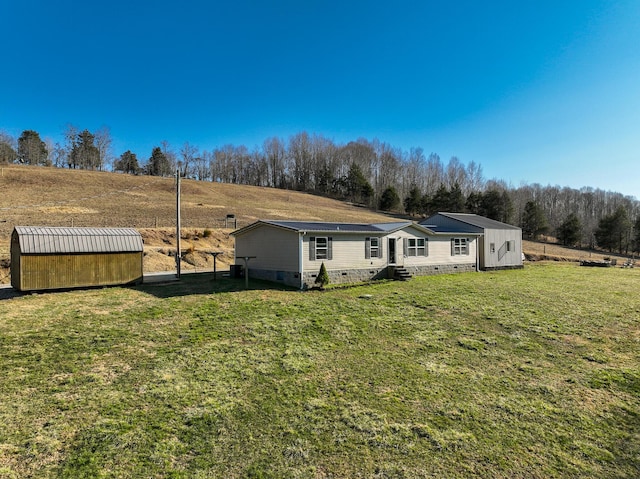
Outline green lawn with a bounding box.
[0,263,638,478]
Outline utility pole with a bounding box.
[176,168,181,278]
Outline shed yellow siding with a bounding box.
[13,253,143,291]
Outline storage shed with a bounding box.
[420,213,523,270]
[10,226,144,292]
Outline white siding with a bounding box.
[303,226,477,271]
[482,229,523,268]
[303,234,387,272]
[235,226,300,272]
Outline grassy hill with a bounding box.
[0,165,629,285]
[0,165,394,283]
[0,263,638,477]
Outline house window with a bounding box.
[490,243,495,254]
[365,237,382,259]
[406,238,427,256]
[310,236,332,261]
[452,238,468,256]
[370,237,380,258]
[506,240,515,252]
[315,237,328,259]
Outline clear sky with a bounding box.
[2,1,639,197]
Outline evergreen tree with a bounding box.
[345,163,373,205]
[403,185,422,215]
[595,206,630,254]
[521,201,549,240]
[379,186,401,211]
[148,146,172,176]
[425,184,451,214]
[114,150,140,174]
[68,130,100,169]
[634,216,640,254]
[315,262,330,288]
[479,189,513,223]
[557,213,582,247]
[448,183,465,212]
[17,130,48,165]
[465,191,483,214]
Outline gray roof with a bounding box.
[422,213,520,232]
[233,220,415,236]
[13,227,143,254]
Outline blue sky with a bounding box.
[1,1,639,197]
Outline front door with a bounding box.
[388,238,396,265]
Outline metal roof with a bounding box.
[232,220,415,236]
[422,213,521,232]
[13,227,144,254]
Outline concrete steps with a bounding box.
[393,266,412,281]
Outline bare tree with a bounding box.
[288,132,313,191]
[44,138,66,167]
[180,142,199,177]
[424,153,444,195]
[63,124,80,168]
[263,137,286,188]
[94,126,113,171]
[466,160,484,193]
[403,147,426,194]
[0,130,16,163]
[160,140,177,172]
[444,156,467,192]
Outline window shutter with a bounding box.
[466,238,470,255]
[328,237,333,260]
[379,240,383,258]
[310,237,316,261]
[365,237,371,259]
[451,238,455,256]
[424,239,428,256]
[403,238,408,257]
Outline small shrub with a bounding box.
[203,228,212,238]
[315,262,330,288]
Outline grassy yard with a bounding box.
[0,263,638,478]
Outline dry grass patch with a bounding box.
[0,165,398,284]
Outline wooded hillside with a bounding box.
[3,128,638,254]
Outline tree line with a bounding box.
[1,127,639,255]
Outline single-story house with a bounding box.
[420,213,523,270]
[231,220,481,289]
[11,226,144,292]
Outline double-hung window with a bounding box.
[365,237,382,258]
[406,238,427,256]
[452,238,468,256]
[315,237,329,260]
[310,236,333,261]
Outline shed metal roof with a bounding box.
[422,213,520,232]
[13,227,144,254]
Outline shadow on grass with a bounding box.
[0,286,22,300]
[0,273,294,301]
[134,272,296,298]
